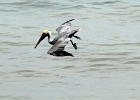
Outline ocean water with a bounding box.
[0,0,140,100]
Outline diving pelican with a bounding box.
[34,28,81,57]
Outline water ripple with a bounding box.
[89,1,121,5]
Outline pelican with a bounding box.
[34,28,81,57]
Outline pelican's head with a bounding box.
[34,30,51,49]
[43,30,51,35]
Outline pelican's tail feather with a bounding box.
[50,51,74,57]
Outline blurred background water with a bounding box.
[0,0,140,100]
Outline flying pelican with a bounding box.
[34,28,81,57]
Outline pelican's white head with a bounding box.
[43,30,51,35]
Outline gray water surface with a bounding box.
[0,0,140,100]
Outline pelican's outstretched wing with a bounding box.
[61,19,75,25]
[47,37,73,57]
[56,19,75,34]
[69,28,81,38]
[48,40,66,53]
[47,28,81,57]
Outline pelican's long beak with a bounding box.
[34,33,47,49]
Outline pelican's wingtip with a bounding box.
[77,28,82,31]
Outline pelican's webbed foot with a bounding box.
[73,43,77,50]
[70,40,77,50]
